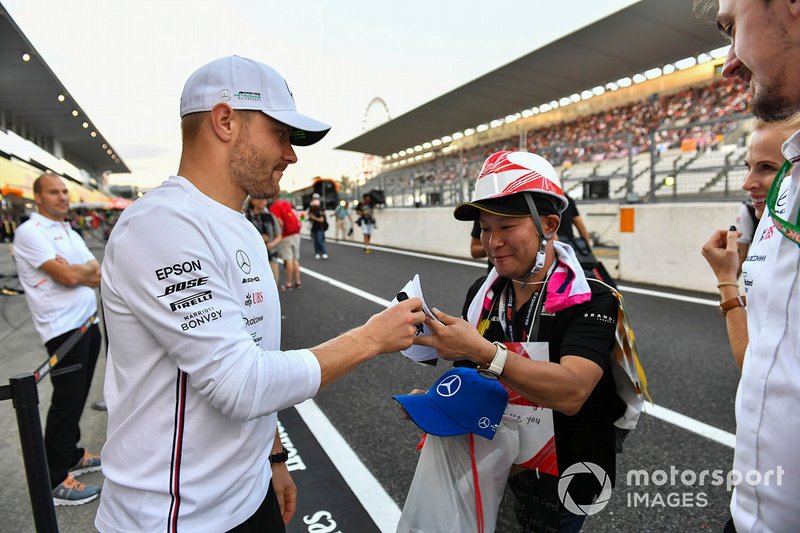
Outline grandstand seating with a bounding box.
[366,77,751,205]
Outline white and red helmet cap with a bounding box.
[453,151,568,221]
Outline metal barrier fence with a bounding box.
[361,115,752,207]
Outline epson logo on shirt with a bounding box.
[155,259,202,280]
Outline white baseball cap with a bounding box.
[179,55,331,146]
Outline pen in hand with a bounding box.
[397,292,423,335]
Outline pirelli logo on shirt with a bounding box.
[169,291,213,312]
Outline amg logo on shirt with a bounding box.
[157,276,209,298]
[169,291,213,312]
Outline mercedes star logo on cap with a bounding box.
[436,375,462,397]
[236,250,251,274]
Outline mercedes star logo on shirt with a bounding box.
[236,250,251,274]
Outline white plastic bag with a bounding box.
[396,419,520,533]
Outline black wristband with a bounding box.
[269,446,289,464]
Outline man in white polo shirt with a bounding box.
[13,173,103,506]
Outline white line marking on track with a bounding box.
[306,236,487,267]
[616,285,718,306]
[318,237,719,305]
[294,399,401,532]
[646,404,735,448]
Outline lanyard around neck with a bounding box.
[766,160,800,247]
[505,284,540,342]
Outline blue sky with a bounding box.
[4,0,639,191]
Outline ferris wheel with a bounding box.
[358,97,391,186]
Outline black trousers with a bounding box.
[226,482,285,533]
[44,323,101,488]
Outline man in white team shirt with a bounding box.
[13,173,102,506]
[699,0,800,530]
[96,56,424,533]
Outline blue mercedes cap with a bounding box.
[393,367,508,440]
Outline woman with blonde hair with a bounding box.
[703,113,800,370]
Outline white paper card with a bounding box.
[390,274,440,365]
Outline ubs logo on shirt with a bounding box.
[244,292,263,307]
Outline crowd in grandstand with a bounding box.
[372,77,748,192]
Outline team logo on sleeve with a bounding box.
[156,276,209,298]
[169,291,213,311]
[179,307,222,331]
[236,250,251,274]
[154,259,202,280]
[244,292,263,307]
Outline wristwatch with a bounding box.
[477,342,508,380]
[719,295,746,317]
[269,446,289,464]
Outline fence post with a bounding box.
[10,373,59,533]
[626,133,634,197]
[649,131,657,202]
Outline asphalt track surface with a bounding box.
[0,235,742,532]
